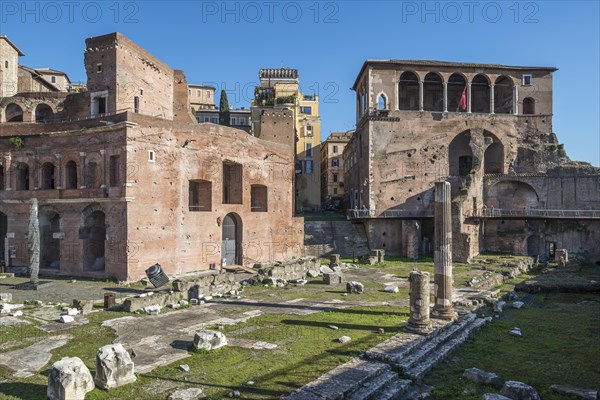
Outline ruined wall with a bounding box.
[0,123,129,278]
[122,113,304,280]
[0,39,19,97]
[84,32,174,119]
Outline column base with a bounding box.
[431,308,457,321]
[405,320,433,335]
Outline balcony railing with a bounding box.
[466,208,600,220]
[347,209,433,219]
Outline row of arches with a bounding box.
[3,158,108,191]
[0,209,106,271]
[3,102,55,123]
[367,72,536,115]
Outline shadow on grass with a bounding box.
[0,382,47,400]
[170,340,193,351]
[211,300,408,316]
[281,318,402,332]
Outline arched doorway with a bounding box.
[523,97,535,114]
[35,104,54,123]
[471,74,490,113]
[40,211,60,269]
[494,76,513,114]
[398,71,419,110]
[423,72,443,111]
[83,210,106,271]
[0,212,7,265]
[449,131,473,176]
[222,213,242,266]
[5,103,24,122]
[448,74,467,112]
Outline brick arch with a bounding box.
[486,180,539,209]
[34,103,55,123]
[483,130,504,174]
[81,203,107,222]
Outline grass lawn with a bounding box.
[425,292,600,399]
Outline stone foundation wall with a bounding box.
[122,291,182,312]
[256,257,320,280]
[172,273,240,299]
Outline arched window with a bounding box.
[398,71,419,110]
[42,162,56,189]
[471,74,490,113]
[377,94,387,110]
[423,72,443,111]
[494,76,513,114]
[66,161,78,189]
[523,97,535,114]
[35,104,54,123]
[16,162,30,190]
[447,74,467,112]
[5,103,23,122]
[449,131,473,176]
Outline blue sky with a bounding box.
[1,0,599,166]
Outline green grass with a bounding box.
[425,292,600,400]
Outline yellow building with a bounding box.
[251,68,321,213]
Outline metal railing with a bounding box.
[466,208,600,219]
[347,209,433,219]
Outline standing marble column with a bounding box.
[28,198,40,286]
[405,270,432,334]
[432,181,456,320]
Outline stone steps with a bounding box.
[346,370,405,400]
[373,378,414,400]
[405,317,487,380]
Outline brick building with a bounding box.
[0,33,303,281]
[344,60,600,262]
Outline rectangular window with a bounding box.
[51,76,56,83]
[97,63,102,72]
[304,160,313,174]
[305,143,312,157]
[300,106,312,115]
[189,180,212,212]
[333,173,338,182]
[211,117,218,123]
[305,125,313,137]
[333,188,338,195]
[332,159,339,167]
[251,185,268,212]
[197,89,201,96]
[109,155,120,187]
[223,162,243,204]
[231,117,237,125]
[522,74,532,86]
[148,150,155,162]
[333,145,338,154]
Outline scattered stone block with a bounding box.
[94,343,136,389]
[329,254,341,265]
[509,327,522,337]
[47,357,94,400]
[189,298,199,305]
[307,270,320,278]
[512,301,525,309]
[346,281,364,294]
[66,308,79,316]
[328,325,339,330]
[11,310,23,317]
[0,303,23,314]
[59,315,74,323]
[384,285,399,293]
[500,381,540,400]
[179,364,190,372]
[179,300,189,306]
[320,265,334,274]
[193,330,227,351]
[0,293,12,302]
[507,291,518,301]
[72,299,94,312]
[550,384,597,400]
[323,272,344,285]
[463,368,499,385]
[483,394,512,400]
[493,301,506,313]
[169,388,206,400]
[203,296,213,301]
[337,336,351,343]
[144,304,161,315]
[371,249,385,263]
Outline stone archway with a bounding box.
[5,103,24,122]
[35,103,54,123]
[82,210,106,271]
[40,210,60,269]
[483,131,504,174]
[448,131,473,176]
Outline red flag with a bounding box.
[459,85,467,111]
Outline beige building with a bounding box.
[195,108,251,132]
[320,130,352,208]
[0,35,25,97]
[251,68,321,212]
[188,84,216,111]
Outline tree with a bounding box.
[219,89,230,126]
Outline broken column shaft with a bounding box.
[432,181,456,320]
[405,270,432,334]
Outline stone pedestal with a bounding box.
[405,270,432,334]
[47,357,94,400]
[329,254,340,265]
[432,181,456,320]
[94,343,137,389]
